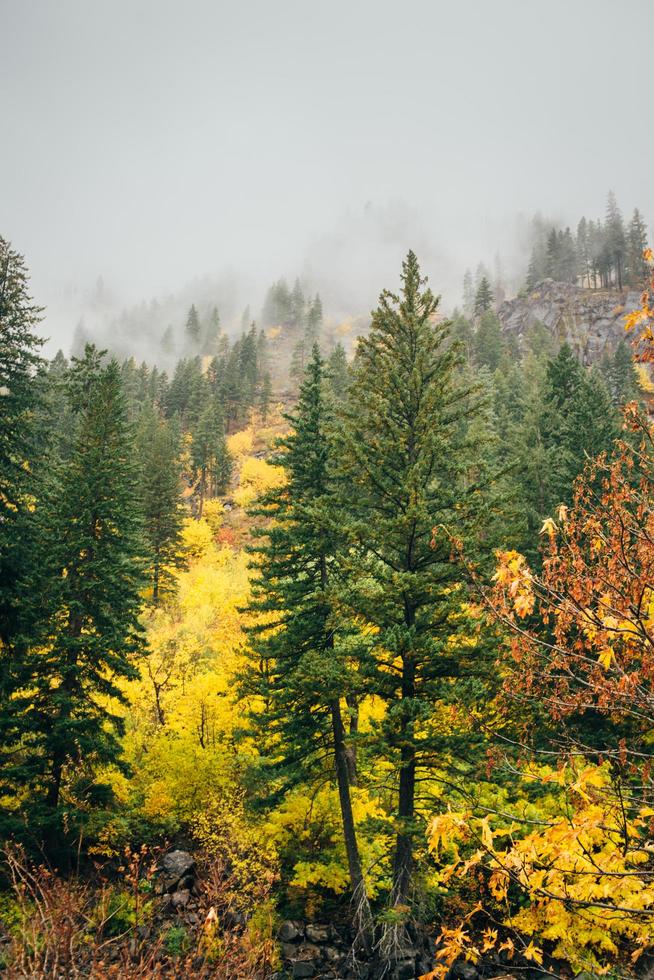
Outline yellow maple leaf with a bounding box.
[524,941,543,964]
[540,517,557,538]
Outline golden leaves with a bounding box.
[493,550,534,618]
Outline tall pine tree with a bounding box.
[5,346,146,852]
[136,404,185,604]
[336,253,496,937]
[244,346,373,940]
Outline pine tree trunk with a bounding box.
[391,651,416,907]
[331,697,373,944]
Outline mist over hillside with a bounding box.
[5,3,654,978]
[40,195,653,365]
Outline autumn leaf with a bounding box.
[523,941,543,964]
[539,516,557,538]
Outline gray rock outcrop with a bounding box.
[497,279,640,364]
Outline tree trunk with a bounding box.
[391,651,416,907]
[331,697,373,944]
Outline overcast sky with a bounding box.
[2,0,653,346]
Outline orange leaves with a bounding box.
[493,550,534,618]
[489,417,654,726]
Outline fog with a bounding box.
[2,0,653,354]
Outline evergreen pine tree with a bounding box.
[136,404,185,604]
[605,191,627,289]
[305,293,323,347]
[473,276,493,316]
[336,253,497,926]
[626,208,649,286]
[525,247,540,290]
[203,305,221,353]
[540,345,619,522]
[576,217,590,286]
[0,238,44,799]
[326,343,350,400]
[601,338,640,406]
[6,346,146,852]
[473,310,504,371]
[191,403,231,515]
[244,346,373,939]
[185,303,201,346]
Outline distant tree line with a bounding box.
[525,192,649,290]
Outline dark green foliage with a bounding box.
[473,276,493,316]
[494,343,620,561]
[336,252,499,906]
[244,347,372,923]
[0,238,44,808]
[2,346,146,852]
[473,310,504,372]
[600,339,640,406]
[0,238,44,629]
[245,347,342,783]
[604,191,626,290]
[326,343,350,400]
[136,404,185,603]
[191,402,231,514]
[165,357,207,428]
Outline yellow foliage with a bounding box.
[233,456,285,508]
[114,544,255,835]
[227,428,254,459]
[180,517,214,559]
[264,784,391,899]
[426,762,654,975]
[202,498,224,532]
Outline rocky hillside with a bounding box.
[498,279,641,364]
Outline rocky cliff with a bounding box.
[497,279,641,364]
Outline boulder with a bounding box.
[279,920,303,942]
[292,963,315,978]
[171,889,190,910]
[295,943,322,961]
[306,924,331,943]
[160,850,195,892]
